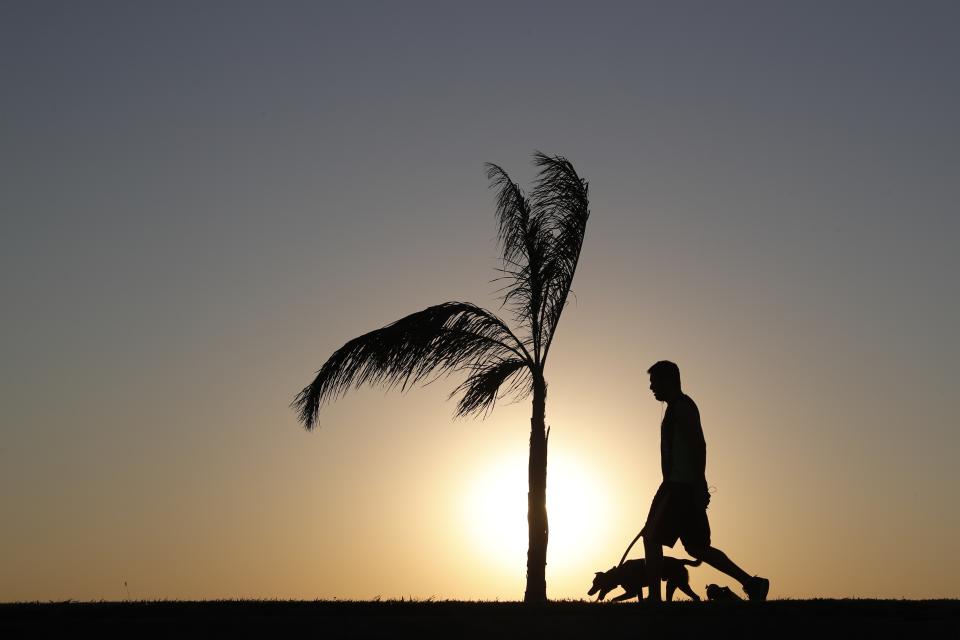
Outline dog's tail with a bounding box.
[681,559,702,567]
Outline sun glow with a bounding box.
[463,450,611,574]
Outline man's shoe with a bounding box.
[743,576,769,601]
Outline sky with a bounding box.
[1,0,958,601]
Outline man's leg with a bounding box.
[642,534,663,602]
[686,544,769,600]
[685,545,751,585]
[682,486,770,601]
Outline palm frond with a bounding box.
[451,357,532,418]
[530,151,590,362]
[292,302,530,429]
[485,163,548,359]
[485,163,535,267]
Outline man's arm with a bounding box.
[670,398,707,481]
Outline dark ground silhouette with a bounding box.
[2,600,958,638]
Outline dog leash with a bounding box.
[617,529,643,568]
[615,402,665,568]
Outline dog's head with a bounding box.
[587,566,619,601]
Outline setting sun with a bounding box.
[463,450,611,574]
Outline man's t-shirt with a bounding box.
[661,394,707,485]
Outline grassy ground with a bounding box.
[2,599,958,638]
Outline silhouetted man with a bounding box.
[641,360,769,602]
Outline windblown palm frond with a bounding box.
[530,151,590,362]
[485,163,548,358]
[485,163,537,269]
[451,357,532,418]
[292,302,530,429]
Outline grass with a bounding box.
[2,599,958,638]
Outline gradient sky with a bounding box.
[2,1,958,601]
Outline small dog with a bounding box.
[706,583,742,601]
[589,557,702,602]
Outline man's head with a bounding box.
[648,360,682,402]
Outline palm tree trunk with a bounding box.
[524,370,548,603]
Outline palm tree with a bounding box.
[293,151,590,603]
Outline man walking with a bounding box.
[641,360,769,601]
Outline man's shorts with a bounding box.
[641,481,711,550]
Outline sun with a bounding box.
[463,449,611,573]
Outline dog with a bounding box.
[705,583,742,601]
[588,557,702,602]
